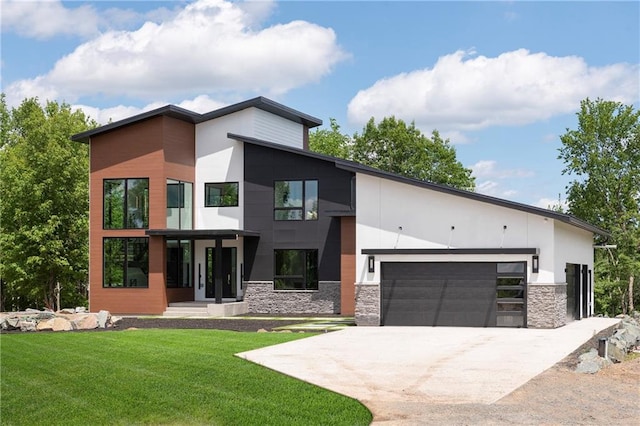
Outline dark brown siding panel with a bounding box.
[340,216,356,315]
[88,116,195,315]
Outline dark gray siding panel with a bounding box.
[382,262,498,327]
[244,143,354,282]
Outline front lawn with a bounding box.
[0,329,371,425]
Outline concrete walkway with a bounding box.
[237,318,620,419]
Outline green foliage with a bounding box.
[0,96,96,310]
[559,98,640,315]
[309,117,352,159]
[310,116,475,191]
[0,330,372,425]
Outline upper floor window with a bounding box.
[167,179,192,230]
[274,180,318,221]
[104,178,148,229]
[205,182,238,207]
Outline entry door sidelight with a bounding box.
[205,247,237,299]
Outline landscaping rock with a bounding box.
[37,311,55,320]
[52,317,73,331]
[75,307,87,313]
[19,320,37,332]
[36,319,55,331]
[111,316,122,327]
[97,310,110,328]
[575,348,611,374]
[72,314,98,330]
[0,309,114,333]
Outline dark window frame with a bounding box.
[204,182,239,207]
[103,237,149,288]
[166,239,193,288]
[273,179,318,221]
[103,178,149,229]
[273,249,318,290]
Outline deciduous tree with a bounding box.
[310,116,475,191]
[559,98,640,315]
[0,96,96,310]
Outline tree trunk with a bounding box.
[629,275,635,313]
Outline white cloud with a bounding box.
[1,0,100,39]
[470,160,534,179]
[535,197,568,211]
[347,49,639,134]
[74,95,228,125]
[476,180,519,199]
[5,0,348,106]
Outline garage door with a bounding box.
[381,262,498,327]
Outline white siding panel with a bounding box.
[195,111,253,230]
[252,108,304,148]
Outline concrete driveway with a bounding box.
[237,318,619,420]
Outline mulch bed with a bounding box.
[116,317,315,332]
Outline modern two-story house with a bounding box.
[72,97,607,328]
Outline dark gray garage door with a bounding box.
[381,262,498,327]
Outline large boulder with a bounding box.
[51,317,73,332]
[36,318,55,331]
[575,348,611,374]
[97,310,111,328]
[72,314,98,330]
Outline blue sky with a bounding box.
[2,0,639,208]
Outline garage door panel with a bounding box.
[381,262,499,327]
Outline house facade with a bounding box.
[72,97,606,328]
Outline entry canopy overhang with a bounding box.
[146,229,260,240]
[361,248,539,255]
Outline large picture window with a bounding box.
[205,182,239,207]
[103,238,149,288]
[274,180,318,220]
[104,178,149,229]
[274,249,318,290]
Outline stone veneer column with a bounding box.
[527,283,567,328]
[244,281,340,314]
[355,283,380,326]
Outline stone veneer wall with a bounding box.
[244,281,340,314]
[527,283,567,329]
[355,283,380,326]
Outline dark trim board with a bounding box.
[146,229,260,240]
[362,248,539,255]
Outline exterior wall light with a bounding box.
[368,256,375,273]
[532,255,539,273]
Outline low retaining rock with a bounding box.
[576,313,640,373]
[0,308,120,332]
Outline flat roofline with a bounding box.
[146,229,260,240]
[361,248,539,255]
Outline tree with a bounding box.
[0,97,97,311]
[310,116,475,191]
[309,118,352,159]
[559,98,640,315]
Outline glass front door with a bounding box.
[205,247,237,299]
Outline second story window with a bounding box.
[274,180,318,221]
[167,179,192,230]
[104,178,149,229]
[205,182,239,207]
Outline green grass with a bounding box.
[0,330,372,426]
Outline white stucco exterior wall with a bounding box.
[354,173,591,286]
[195,107,306,230]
